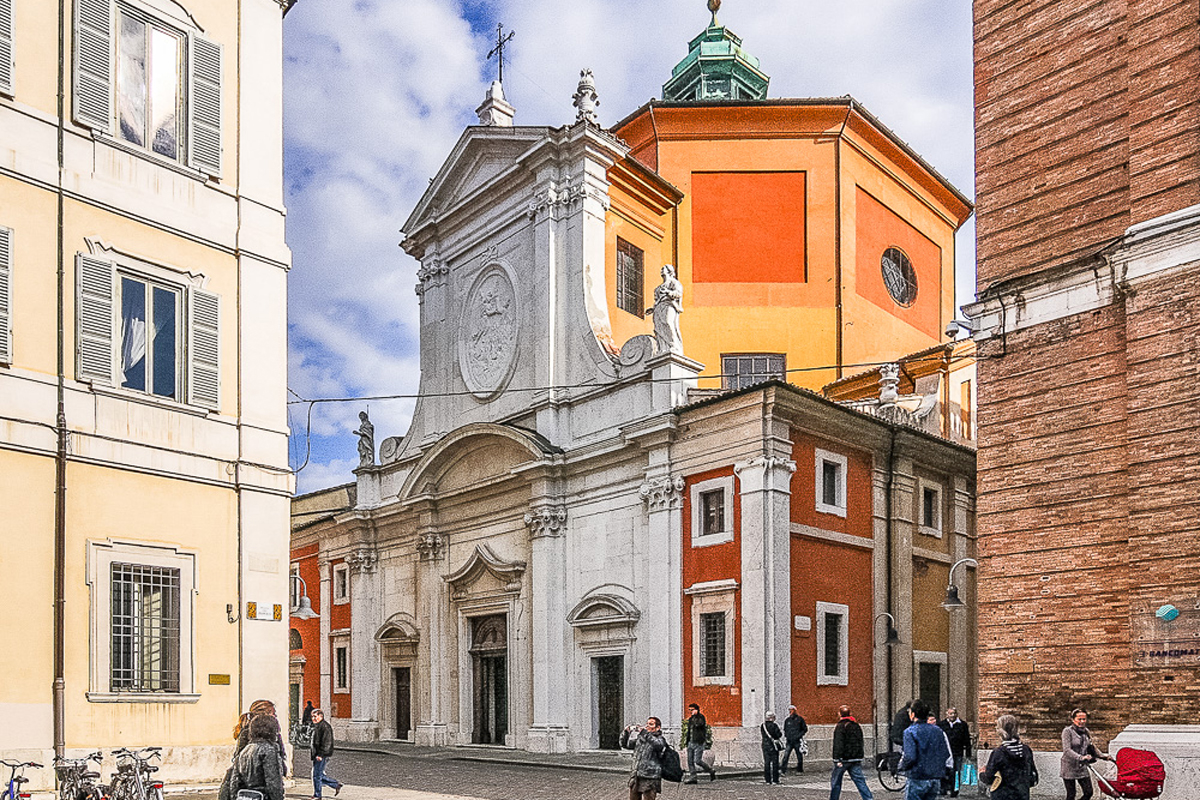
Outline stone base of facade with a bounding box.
[526,724,571,753]
[414,723,450,747]
[343,718,382,743]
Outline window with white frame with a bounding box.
[333,562,350,604]
[0,0,13,98]
[86,540,197,701]
[686,579,737,686]
[0,225,11,365]
[334,643,349,692]
[815,448,848,517]
[73,0,222,177]
[919,478,942,537]
[721,353,786,390]
[76,250,220,409]
[689,475,734,546]
[816,601,849,686]
[290,563,301,611]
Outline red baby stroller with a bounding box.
[1088,748,1165,800]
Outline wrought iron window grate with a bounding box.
[111,562,181,692]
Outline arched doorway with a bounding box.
[470,615,508,744]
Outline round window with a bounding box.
[881,247,917,306]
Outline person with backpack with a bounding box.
[680,703,716,783]
[981,715,1038,800]
[622,717,667,800]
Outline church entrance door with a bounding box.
[595,656,623,749]
[470,615,508,744]
[394,667,411,740]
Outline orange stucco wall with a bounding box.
[290,544,322,719]
[681,467,743,726]
[790,433,874,538]
[609,103,968,391]
[605,179,672,348]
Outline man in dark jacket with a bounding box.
[891,701,913,748]
[901,701,952,800]
[938,708,971,797]
[781,704,808,775]
[309,709,343,799]
[621,717,667,800]
[679,703,715,784]
[830,705,874,800]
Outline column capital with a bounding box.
[640,475,685,511]
[524,504,568,539]
[734,456,796,492]
[346,548,378,574]
[417,531,445,562]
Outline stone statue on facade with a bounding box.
[356,410,375,467]
[653,264,684,355]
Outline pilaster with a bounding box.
[414,517,449,746]
[318,556,332,715]
[346,546,380,741]
[525,501,570,753]
[639,472,685,723]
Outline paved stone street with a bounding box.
[282,745,859,800]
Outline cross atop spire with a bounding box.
[487,23,516,85]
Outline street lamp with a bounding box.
[941,558,979,610]
[875,611,902,646]
[291,574,319,620]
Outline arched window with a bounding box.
[289,628,302,651]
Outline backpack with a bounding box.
[660,744,684,783]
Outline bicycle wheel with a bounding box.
[875,752,906,792]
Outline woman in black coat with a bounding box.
[981,714,1039,800]
[760,712,784,785]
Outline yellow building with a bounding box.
[0,0,291,785]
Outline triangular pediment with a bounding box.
[444,544,526,597]
[403,127,551,237]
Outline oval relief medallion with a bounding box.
[458,264,519,399]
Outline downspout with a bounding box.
[883,425,897,748]
[834,103,853,380]
[53,0,69,760]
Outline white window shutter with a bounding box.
[77,253,114,384]
[0,227,11,364]
[0,0,14,97]
[188,288,219,409]
[188,35,222,178]
[73,0,112,132]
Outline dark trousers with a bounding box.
[311,756,341,798]
[762,747,780,784]
[781,740,804,773]
[1064,776,1093,800]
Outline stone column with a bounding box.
[525,503,570,752]
[890,462,917,711]
[734,455,797,723]
[639,472,685,725]
[346,546,380,742]
[414,528,448,746]
[318,556,332,714]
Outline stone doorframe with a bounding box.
[569,587,640,749]
[375,612,420,740]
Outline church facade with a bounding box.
[290,6,976,762]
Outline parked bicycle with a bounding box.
[54,752,105,800]
[107,748,163,800]
[288,722,314,749]
[874,750,906,792]
[1,760,43,800]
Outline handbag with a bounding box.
[798,737,809,756]
[960,760,978,786]
[700,749,715,770]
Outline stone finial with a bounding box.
[572,69,600,125]
[708,0,721,23]
[879,363,901,407]
[476,80,515,127]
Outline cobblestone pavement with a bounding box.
[277,745,885,800]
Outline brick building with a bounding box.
[967,0,1200,789]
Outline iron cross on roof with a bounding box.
[487,23,516,84]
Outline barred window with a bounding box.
[616,238,644,316]
[700,489,725,537]
[111,562,181,693]
[699,612,726,677]
[721,353,786,390]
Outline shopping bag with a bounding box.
[798,738,809,756]
[700,749,715,770]
[960,760,978,786]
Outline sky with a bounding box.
[282,0,975,494]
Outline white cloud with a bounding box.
[283,0,976,490]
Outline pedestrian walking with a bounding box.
[891,701,913,750]
[679,703,715,783]
[899,700,951,800]
[760,712,783,785]
[310,708,343,799]
[229,714,285,800]
[829,705,874,800]
[928,712,954,796]
[302,701,315,726]
[1061,709,1111,800]
[781,704,808,775]
[981,714,1038,800]
[621,717,667,800]
[938,708,971,798]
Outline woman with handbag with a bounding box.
[981,715,1038,800]
[760,712,784,784]
[229,714,286,800]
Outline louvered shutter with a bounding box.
[188,35,222,178]
[73,0,112,132]
[0,227,11,364]
[0,0,14,97]
[77,253,114,384]
[188,288,219,409]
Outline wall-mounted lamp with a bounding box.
[291,574,319,620]
[942,557,979,610]
[226,603,238,624]
[874,611,902,646]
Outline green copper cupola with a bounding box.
[662,0,770,102]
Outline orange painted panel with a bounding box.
[692,172,806,283]
[681,467,743,727]
[790,433,874,539]
[854,188,943,338]
[289,548,323,715]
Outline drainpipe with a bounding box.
[883,426,897,748]
[53,0,69,760]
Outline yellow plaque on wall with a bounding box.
[209,674,231,685]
